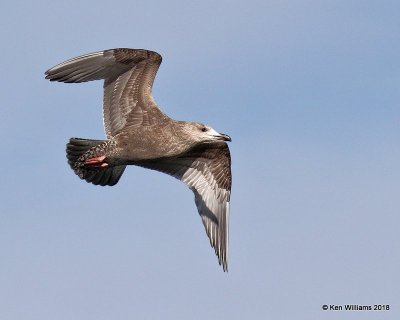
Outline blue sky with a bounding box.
[1,0,399,319]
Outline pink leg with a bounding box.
[85,155,108,167]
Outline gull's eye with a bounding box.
[201,127,207,132]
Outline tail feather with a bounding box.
[66,138,126,186]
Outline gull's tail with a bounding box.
[66,138,126,186]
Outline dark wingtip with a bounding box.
[44,71,55,81]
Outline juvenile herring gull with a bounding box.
[45,48,232,271]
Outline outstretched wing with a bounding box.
[138,142,232,271]
[45,48,166,138]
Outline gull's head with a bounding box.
[184,122,231,143]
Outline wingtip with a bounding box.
[44,69,56,81]
[220,255,228,272]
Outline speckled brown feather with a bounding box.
[136,142,231,271]
[66,138,126,186]
[45,48,166,138]
[45,48,232,271]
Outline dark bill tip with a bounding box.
[219,133,232,142]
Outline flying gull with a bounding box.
[45,48,232,271]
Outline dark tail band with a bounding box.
[66,138,126,186]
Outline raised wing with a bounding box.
[137,142,232,271]
[45,48,166,138]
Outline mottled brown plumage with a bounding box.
[45,48,232,271]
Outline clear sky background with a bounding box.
[1,1,399,319]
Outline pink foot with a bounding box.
[85,155,108,167]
